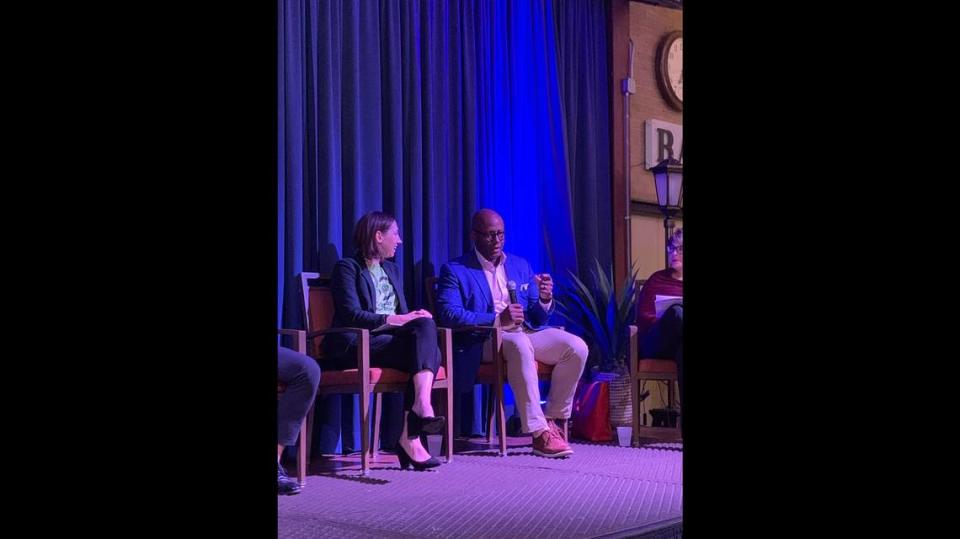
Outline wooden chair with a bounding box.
[425,276,566,456]
[627,281,682,444]
[300,272,454,475]
[277,328,311,484]
[628,325,681,443]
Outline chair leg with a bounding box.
[360,387,371,476]
[371,393,382,460]
[297,412,307,485]
[632,378,640,447]
[445,386,454,462]
[306,402,315,465]
[492,331,507,456]
[496,383,507,456]
[632,377,683,442]
[486,387,495,443]
[672,380,682,434]
[639,379,647,426]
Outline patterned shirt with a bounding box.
[369,263,398,315]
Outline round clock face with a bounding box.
[667,37,682,102]
[657,31,683,111]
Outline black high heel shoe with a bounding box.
[406,410,446,438]
[396,442,441,470]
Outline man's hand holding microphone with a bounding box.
[498,280,525,328]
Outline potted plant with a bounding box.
[556,259,640,427]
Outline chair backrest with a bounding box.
[633,279,647,326]
[424,276,439,315]
[299,272,335,358]
[634,279,646,304]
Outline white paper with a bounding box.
[654,295,683,319]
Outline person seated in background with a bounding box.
[278,346,321,495]
[635,228,683,408]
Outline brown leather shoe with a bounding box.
[548,418,567,443]
[532,427,573,458]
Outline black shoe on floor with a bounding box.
[397,443,441,471]
[278,462,301,496]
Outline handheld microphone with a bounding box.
[507,280,518,304]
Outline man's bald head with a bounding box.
[471,208,505,262]
[472,209,503,231]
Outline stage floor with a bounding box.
[279,436,682,538]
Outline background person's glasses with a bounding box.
[667,244,683,254]
[474,230,505,241]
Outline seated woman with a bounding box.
[635,228,683,408]
[323,211,445,470]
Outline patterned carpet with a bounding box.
[278,438,682,538]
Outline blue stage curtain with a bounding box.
[279,0,610,454]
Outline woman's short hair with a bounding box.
[353,211,397,259]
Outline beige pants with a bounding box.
[484,327,588,434]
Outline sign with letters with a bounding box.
[645,119,683,169]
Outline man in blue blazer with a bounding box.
[437,209,588,458]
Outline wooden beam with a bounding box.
[631,201,683,219]
[609,0,630,290]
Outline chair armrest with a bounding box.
[436,327,454,380]
[278,328,306,354]
[306,328,372,372]
[306,327,370,341]
[452,324,497,334]
[452,324,562,332]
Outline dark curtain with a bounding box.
[279,0,611,454]
[554,0,612,278]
